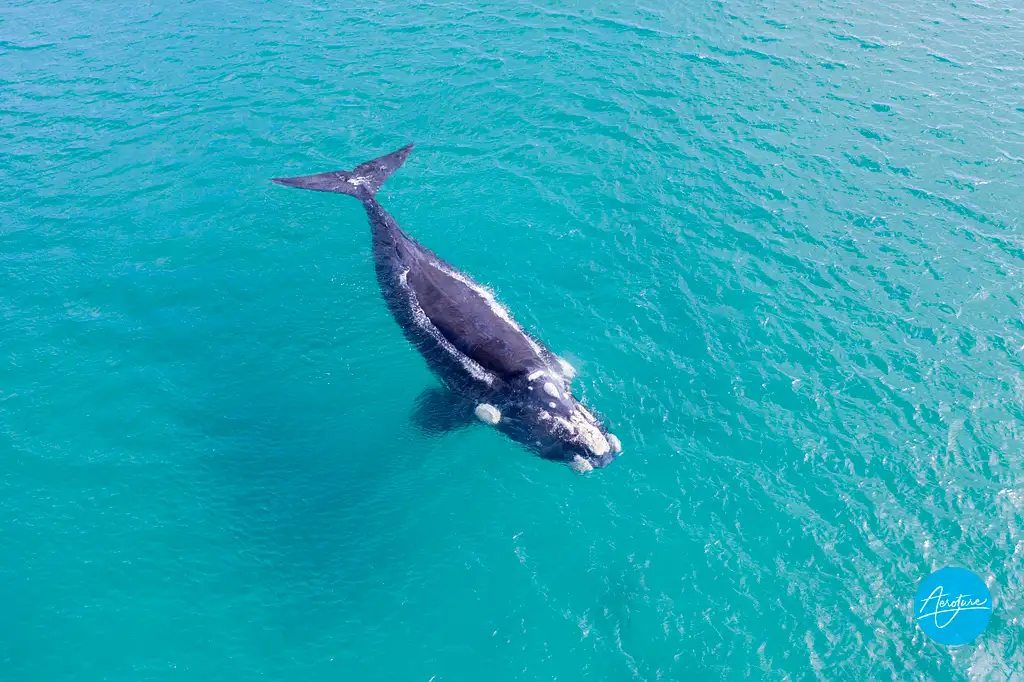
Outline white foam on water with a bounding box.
[556,356,576,379]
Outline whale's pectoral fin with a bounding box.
[410,386,477,436]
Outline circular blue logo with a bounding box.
[915,567,992,645]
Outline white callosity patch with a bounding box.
[475,403,502,425]
[399,269,495,386]
[569,409,610,457]
[526,369,610,458]
[607,433,622,453]
[552,416,574,435]
[570,455,594,473]
[549,409,611,458]
[430,262,547,357]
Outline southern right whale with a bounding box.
[273,144,622,470]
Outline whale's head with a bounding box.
[497,369,622,470]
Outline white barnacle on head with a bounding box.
[527,369,545,382]
[543,382,560,399]
[552,416,577,436]
[607,433,622,453]
[566,410,609,457]
[583,431,610,457]
[570,455,593,473]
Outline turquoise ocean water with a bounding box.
[3,0,1023,679]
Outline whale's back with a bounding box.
[406,259,543,381]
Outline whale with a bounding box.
[273,144,622,470]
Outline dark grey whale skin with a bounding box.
[273,144,618,468]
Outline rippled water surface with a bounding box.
[3,0,1023,679]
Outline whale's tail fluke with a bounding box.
[272,143,413,201]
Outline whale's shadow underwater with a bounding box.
[273,144,621,471]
